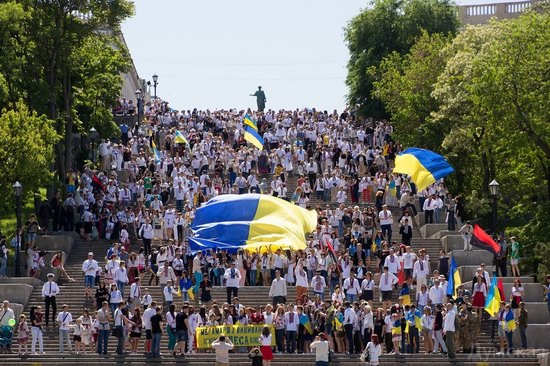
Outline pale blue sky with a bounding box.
[122,0,524,111]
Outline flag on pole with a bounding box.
[243,125,264,150]
[300,314,313,334]
[471,224,500,256]
[446,255,461,297]
[484,275,502,317]
[151,140,161,163]
[243,114,257,130]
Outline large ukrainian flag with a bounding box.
[393,148,454,190]
[189,194,317,253]
[484,275,502,317]
[243,114,258,130]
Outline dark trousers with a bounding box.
[425,210,434,224]
[490,319,498,341]
[496,259,507,277]
[226,286,238,304]
[380,224,392,243]
[286,330,297,353]
[115,326,124,354]
[408,327,420,353]
[384,332,393,353]
[445,330,455,358]
[297,324,305,353]
[273,296,286,308]
[142,238,152,256]
[363,328,372,346]
[344,324,354,354]
[44,296,57,325]
[519,327,527,349]
[275,328,285,352]
[506,331,514,352]
[97,328,109,354]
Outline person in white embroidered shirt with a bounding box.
[224,262,241,304]
[129,278,141,312]
[423,194,437,223]
[269,270,288,308]
[413,255,429,293]
[342,271,361,302]
[402,246,416,288]
[378,266,398,313]
[383,249,401,281]
[311,271,327,300]
[42,273,60,327]
[378,205,393,243]
[163,280,178,307]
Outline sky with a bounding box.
[121,0,525,112]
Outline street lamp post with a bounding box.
[13,181,23,277]
[135,89,142,134]
[152,74,158,101]
[489,179,500,235]
[89,127,97,165]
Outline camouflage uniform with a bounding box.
[457,309,471,352]
[469,310,480,353]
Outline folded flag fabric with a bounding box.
[300,314,313,334]
[447,255,461,297]
[484,275,502,317]
[503,310,516,331]
[175,129,189,145]
[243,114,257,130]
[189,194,317,253]
[393,148,454,191]
[471,224,500,256]
[187,287,195,301]
[243,125,264,150]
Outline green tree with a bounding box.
[0,104,59,213]
[344,0,459,117]
[370,31,453,150]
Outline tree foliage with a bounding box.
[344,0,459,117]
[0,104,59,212]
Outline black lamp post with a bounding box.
[152,74,158,101]
[489,179,500,234]
[135,89,143,133]
[13,181,22,277]
[89,127,97,165]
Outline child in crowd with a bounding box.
[17,314,29,355]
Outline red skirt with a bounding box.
[472,291,485,307]
[260,345,274,360]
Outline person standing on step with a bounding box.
[139,218,154,256]
[82,252,100,300]
[224,261,241,305]
[42,273,60,327]
[378,205,393,243]
[129,278,141,312]
[459,221,473,251]
[443,302,456,360]
[57,304,73,354]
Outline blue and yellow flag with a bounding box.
[300,314,313,334]
[243,125,264,150]
[503,310,516,331]
[243,114,257,131]
[175,130,189,145]
[393,148,454,191]
[484,275,501,317]
[447,255,461,297]
[189,194,318,253]
[151,140,161,163]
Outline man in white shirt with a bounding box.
[211,335,234,366]
[224,262,241,304]
[284,304,298,354]
[96,301,111,355]
[57,304,73,353]
[311,271,327,300]
[310,333,330,365]
[443,302,456,359]
[379,205,393,243]
[342,271,360,302]
[343,301,358,354]
[384,249,401,279]
[379,266,398,313]
[82,252,99,299]
[429,279,445,306]
[460,221,473,251]
[129,278,141,312]
[423,194,437,223]
[142,302,157,356]
[42,273,60,327]
[413,256,429,293]
[269,270,287,307]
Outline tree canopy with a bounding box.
[344,0,459,117]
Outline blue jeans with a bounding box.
[506,331,514,352]
[151,333,162,357]
[249,270,257,286]
[97,328,109,354]
[117,281,126,297]
[381,224,392,243]
[275,328,285,352]
[59,329,72,352]
[519,327,527,349]
[0,257,7,276]
[316,361,329,366]
[346,293,356,302]
[194,271,203,295]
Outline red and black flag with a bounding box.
[91,175,105,193]
[471,224,500,255]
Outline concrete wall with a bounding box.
[450,250,493,266]
[0,284,34,308]
[430,230,458,239]
[0,278,43,287]
[521,302,550,324]
[420,224,448,239]
[442,235,464,252]
[35,235,74,254]
[512,324,550,349]
[502,283,544,303]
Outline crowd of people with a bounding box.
[0,100,545,365]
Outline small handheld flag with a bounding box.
[300,314,313,334]
[175,130,189,145]
[151,140,161,163]
[484,275,501,317]
[447,255,461,297]
[244,125,264,150]
[187,287,195,301]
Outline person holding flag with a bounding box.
[405,304,422,353]
[446,255,462,300]
[501,303,516,355]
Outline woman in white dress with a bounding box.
[79,309,93,354]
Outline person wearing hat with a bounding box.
[41,273,60,327]
[56,304,73,353]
